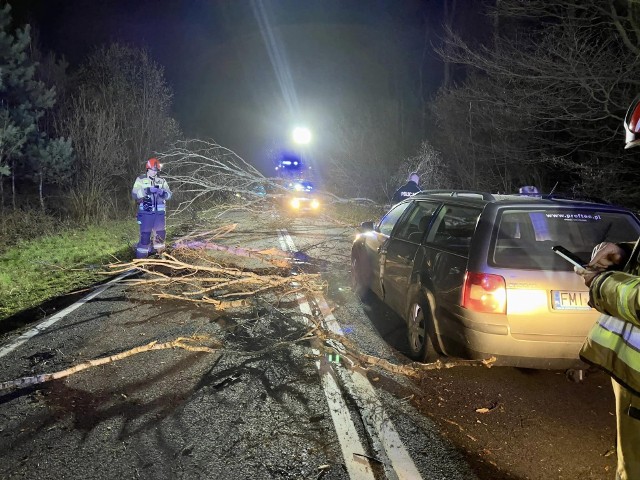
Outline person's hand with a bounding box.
[574,265,601,288]
[156,188,165,197]
[573,242,626,288]
[588,242,626,271]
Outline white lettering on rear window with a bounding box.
[545,213,601,221]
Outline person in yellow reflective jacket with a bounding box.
[575,96,640,480]
[131,158,172,259]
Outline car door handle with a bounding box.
[449,266,460,275]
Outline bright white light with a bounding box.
[292,127,312,145]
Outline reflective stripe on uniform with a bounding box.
[590,324,640,366]
[138,202,166,212]
[585,323,640,394]
[598,315,640,351]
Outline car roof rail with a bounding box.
[511,192,611,204]
[418,189,496,201]
[542,194,611,204]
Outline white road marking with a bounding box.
[0,271,134,359]
[277,230,376,479]
[350,370,423,480]
[278,229,423,480]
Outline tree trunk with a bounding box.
[11,160,16,210]
[39,172,45,211]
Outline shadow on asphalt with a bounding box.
[357,290,412,358]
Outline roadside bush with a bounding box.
[0,208,69,252]
[66,187,134,224]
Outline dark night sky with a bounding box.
[10,0,454,173]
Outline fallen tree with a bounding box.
[156,139,382,219]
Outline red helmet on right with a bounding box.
[624,96,640,149]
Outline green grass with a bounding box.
[0,200,384,325]
[0,220,139,322]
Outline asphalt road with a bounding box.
[0,209,617,480]
[0,211,474,480]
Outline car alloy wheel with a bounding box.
[407,300,436,362]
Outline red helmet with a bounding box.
[624,96,640,149]
[146,158,161,170]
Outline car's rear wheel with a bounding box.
[351,250,370,298]
[406,298,438,363]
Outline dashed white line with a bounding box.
[278,230,376,479]
[277,228,422,480]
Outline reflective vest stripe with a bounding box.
[138,204,165,212]
[598,315,640,352]
[588,324,640,379]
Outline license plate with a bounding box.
[552,291,591,310]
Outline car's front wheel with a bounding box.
[406,298,438,363]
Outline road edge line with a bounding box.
[0,270,135,359]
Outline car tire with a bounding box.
[351,249,370,298]
[406,297,439,363]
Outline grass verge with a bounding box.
[0,199,386,329]
[0,220,139,323]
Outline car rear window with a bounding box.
[491,208,640,270]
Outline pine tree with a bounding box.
[0,4,71,209]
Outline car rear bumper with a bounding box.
[442,316,589,369]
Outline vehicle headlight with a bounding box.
[290,198,301,209]
[311,199,320,209]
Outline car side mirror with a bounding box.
[358,221,375,232]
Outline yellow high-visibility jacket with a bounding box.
[131,174,172,213]
[580,240,640,395]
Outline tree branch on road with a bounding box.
[0,337,218,392]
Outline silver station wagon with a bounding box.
[351,190,640,369]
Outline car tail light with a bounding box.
[462,271,506,314]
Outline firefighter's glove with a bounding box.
[156,188,166,198]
